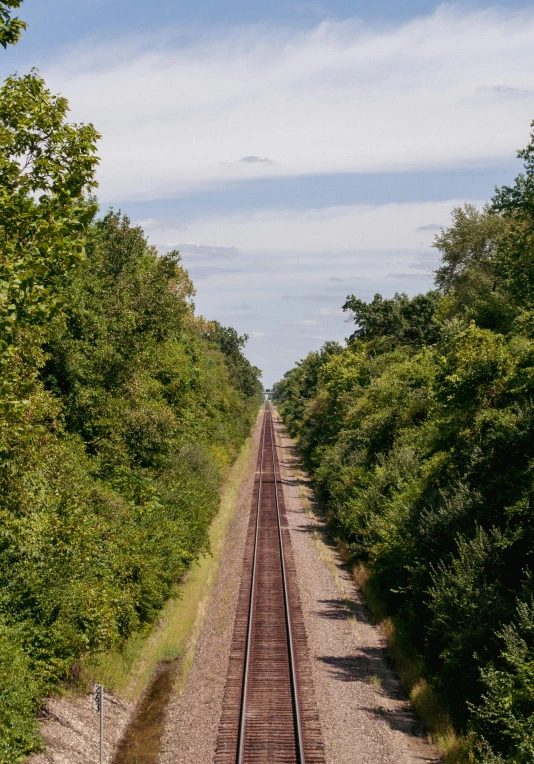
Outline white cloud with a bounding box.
[42,5,534,201]
[145,199,476,253]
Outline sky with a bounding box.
[2,1,534,384]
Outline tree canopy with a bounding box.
[0,0,26,48]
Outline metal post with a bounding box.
[100,687,104,764]
[94,684,104,764]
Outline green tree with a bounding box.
[203,321,263,400]
[343,291,441,348]
[433,204,513,332]
[0,71,99,413]
[493,121,534,314]
[473,599,534,763]
[0,0,26,48]
[434,204,505,295]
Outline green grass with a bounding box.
[84,422,258,703]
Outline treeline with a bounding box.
[0,64,261,764]
[275,132,534,762]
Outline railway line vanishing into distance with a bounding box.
[215,403,325,763]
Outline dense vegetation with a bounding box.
[275,138,534,762]
[0,12,262,760]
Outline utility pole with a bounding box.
[94,684,104,764]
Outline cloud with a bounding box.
[42,6,534,201]
[282,292,342,301]
[416,223,443,231]
[328,276,344,282]
[477,84,533,99]
[318,307,343,316]
[186,265,242,279]
[239,155,276,165]
[163,199,477,252]
[219,302,253,310]
[387,271,433,280]
[177,242,240,258]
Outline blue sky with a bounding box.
[3,1,534,383]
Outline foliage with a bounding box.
[202,321,263,400]
[472,599,534,763]
[0,70,99,416]
[0,209,261,761]
[0,1,26,48]
[275,127,534,762]
[343,291,441,348]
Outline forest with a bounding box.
[0,14,262,758]
[274,132,534,762]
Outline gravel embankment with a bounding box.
[28,691,132,764]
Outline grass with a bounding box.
[367,674,382,690]
[84,421,258,704]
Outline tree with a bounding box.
[493,121,534,310]
[0,71,100,414]
[343,291,441,348]
[432,204,513,332]
[0,0,26,48]
[203,321,262,399]
[433,204,505,296]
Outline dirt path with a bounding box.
[159,406,441,763]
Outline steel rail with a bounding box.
[236,405,268,764]
[270,405,306,764]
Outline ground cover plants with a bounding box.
[0,11,262,757]
[274,133,534,763]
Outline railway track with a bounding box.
[216,404,325,763]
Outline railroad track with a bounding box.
[216,403,325,763]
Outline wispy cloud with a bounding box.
[476,84,533,99]
[158,199,477,252]
[177,242,240,258]
[416,223,443,231]
[282,292,342,301]
[42,5,534,201]
[239,155,276,165]
[186,265,242,279]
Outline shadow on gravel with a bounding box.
[318,648,402,697]
[318,651,424,739]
